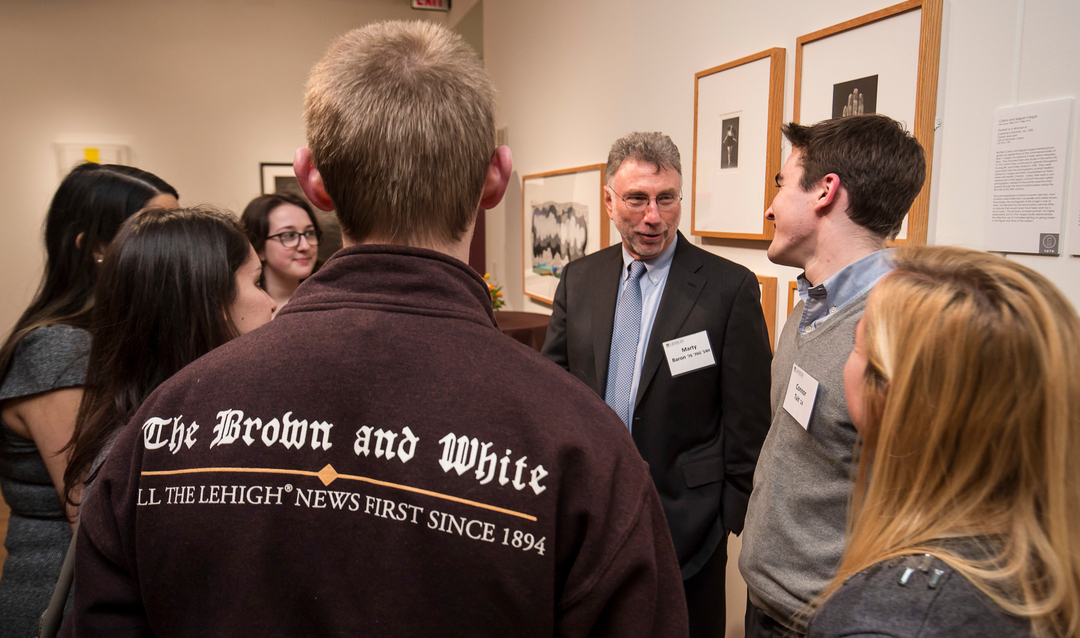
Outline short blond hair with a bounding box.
[305,21,495,245]
[818,246,1080,637]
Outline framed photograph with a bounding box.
[691,48,785,240]
[794,0,943,245]
[787,280,799,317]
[260,163,343,264]
[521,164,608,304]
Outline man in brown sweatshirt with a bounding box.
[60,20,687,638]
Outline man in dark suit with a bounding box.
[542,131,772,637]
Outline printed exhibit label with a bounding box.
[987,98,1072,255]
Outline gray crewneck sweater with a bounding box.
[738,293,868,632]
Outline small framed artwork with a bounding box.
[521,164,608,304]
[794,0,943,245]
[757,275,778,351]
[788,280,799,317]
[260,163,343,264]
[691,48,785,240]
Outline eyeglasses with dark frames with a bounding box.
[267,229,322,248]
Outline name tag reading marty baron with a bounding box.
[783,363,819,430]
[662,331,716,377]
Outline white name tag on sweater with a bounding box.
[783,364,819,430]
[662,331,716,377]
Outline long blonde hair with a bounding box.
[819,246,1080,636]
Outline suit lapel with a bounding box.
[635,234,705,408]
[590,246,624,394]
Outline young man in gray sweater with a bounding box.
[738,115,926,638]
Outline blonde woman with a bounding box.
[809,246,1080,638]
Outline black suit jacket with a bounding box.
[542,232,772,579]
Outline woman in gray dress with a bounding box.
[0,163,177,636]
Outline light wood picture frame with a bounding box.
[757,275,777,351]
[691,48,785,240]
[793,0,943,246]
[787,280,799,317]
[521,164,608,304]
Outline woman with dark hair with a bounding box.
[240,193,322,316]
[65,206,275,507]
[0,163,177,636]
[809,246,1080,638]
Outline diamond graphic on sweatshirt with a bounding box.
[317,464,339,486]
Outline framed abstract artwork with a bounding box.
[794,0,943,244]
[691,48,785,240]
[521,164,608,304]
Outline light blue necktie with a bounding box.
[605,260,647,429]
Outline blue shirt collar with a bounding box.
[797,249,895,332]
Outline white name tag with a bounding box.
[662,331,716,377]
[783,364,819,430]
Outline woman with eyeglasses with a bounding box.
[808,246,1080,638]
[240,193,323,317]
[0,163,177,636]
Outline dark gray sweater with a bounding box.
[739,295,865,631]
[808,553,1033,637]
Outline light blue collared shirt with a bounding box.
[611,238,678,430]
[797,249,895,334]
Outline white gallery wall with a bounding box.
[6,0,1076,336]
[0,0,444,335]
[481,0,1080,335]
[479,1,1079,634]
[0,0,1074,634]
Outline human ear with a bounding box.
[293,147,335,212]
[77,233,107,262]
[603,186,616,221]
[813,173,841,213]
[479,146,513,210]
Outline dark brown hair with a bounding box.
[64,207,251,505]
[782,115,925,239]
[0,163,177,385]
[239,192,321,257]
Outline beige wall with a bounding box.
[479,1,1080,634]
[0,0,1075,632]
[0,0,445,335]
[481,0,1080,333]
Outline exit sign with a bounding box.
[412,0,450,11]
